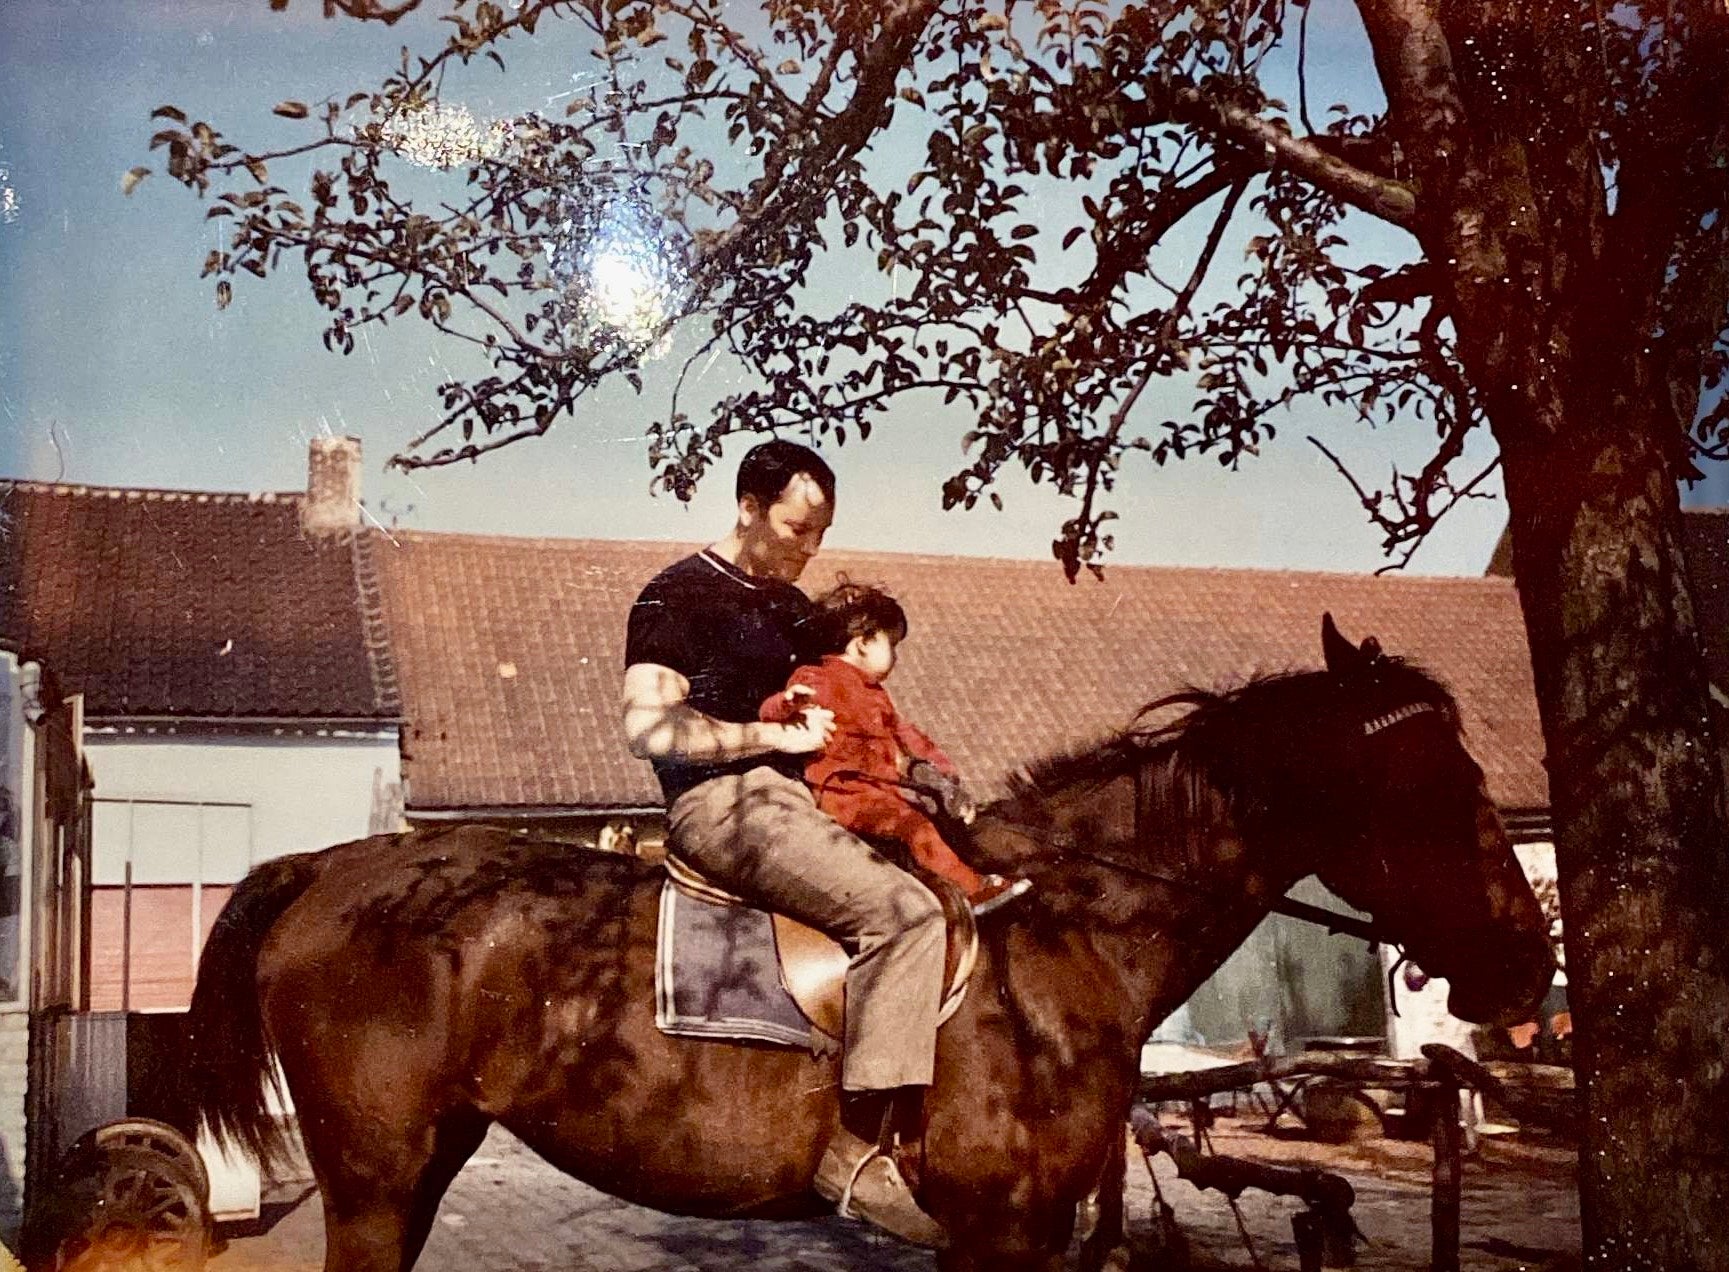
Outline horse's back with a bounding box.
[254,826,665,1080]
[262,824,659,958]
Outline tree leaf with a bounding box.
[121,167,152,196]
[273,100,310,120]
[216,280,232,310]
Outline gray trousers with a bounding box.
[667,766,945,1091]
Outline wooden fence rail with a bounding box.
[1125,1045,1577,1272]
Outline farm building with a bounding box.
[0,649,88,1243]
[0,437,403,1012]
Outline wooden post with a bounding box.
[1129,1104,1358,1261]
[120,858,132,1014]
[1292,1207,1325,1272]
[1430,1079,1461,1272]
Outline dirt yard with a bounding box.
[1137,1113,1579,1271]
[205,1110,1579,1271]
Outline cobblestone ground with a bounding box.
[208,1117,1579,1272]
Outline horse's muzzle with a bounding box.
[1441,928,1556,1026]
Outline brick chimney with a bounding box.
[302,436,362,535]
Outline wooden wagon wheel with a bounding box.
[47,1144,209,1272]
[84,1120,210,1207]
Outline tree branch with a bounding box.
[1351,0,1470,205]
[1050,164,1251,310]
[268,0,423,22]
[697,0,940,281]
[1013,72,1417,228]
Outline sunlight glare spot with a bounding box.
[549,193,688,351]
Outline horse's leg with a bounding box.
[933,1196,1080,1272]
[399,1110,492,1267]
[275,994,486,1272]
[306,1108,487,1272]
[1078,1124,1129,1272]
[310,1165,416,1272]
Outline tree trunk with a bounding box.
[1498,385,1729,1271]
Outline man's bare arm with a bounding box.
[622,663,832,763]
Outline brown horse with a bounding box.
[183,617,1552,1271]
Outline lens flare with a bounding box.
[377,101,512,171]
[548,191,687,349]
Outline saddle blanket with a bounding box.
[654,879,820,1050]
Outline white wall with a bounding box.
[0,1013,24,1242]
[84,731,400,870]
[0,655,34,1241]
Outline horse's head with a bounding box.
[1298,614,1554,1026]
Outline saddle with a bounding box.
[662,855,978,1044]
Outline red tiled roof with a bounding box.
[0,482,400,722]
[371,532,1547,814]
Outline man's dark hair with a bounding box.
[804,579,908,657]
[735,439,836,507]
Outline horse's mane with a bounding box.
[998,657,1461,822]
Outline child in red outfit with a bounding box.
[760,582,1032,918]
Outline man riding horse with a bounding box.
[187,544,1552,1270]
[620,439,946,1242]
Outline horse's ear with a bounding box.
[1321,612,1359,673]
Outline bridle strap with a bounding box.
[1020,758,1397,949]
[1266,893,1385,945]
[989,740,1401,951]
[1053,837,1392,947]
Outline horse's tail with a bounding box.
[184,850,325,1170]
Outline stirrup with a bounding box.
[837,1143,886,1220]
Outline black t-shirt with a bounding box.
[624,549,815,803]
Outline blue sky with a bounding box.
[7,0,1698,574]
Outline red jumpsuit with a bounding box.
[759,656,985,894]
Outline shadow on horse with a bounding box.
[182,617,1552,1271]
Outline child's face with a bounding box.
[848,629,899,683]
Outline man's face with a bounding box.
[741,473,833,582]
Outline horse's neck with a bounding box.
[974,782,1298,1060]
[1013,880,1281,1052]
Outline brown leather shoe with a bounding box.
[814,1130,947,1248]
[970,874,1033,918]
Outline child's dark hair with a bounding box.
[805,579,908,657]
